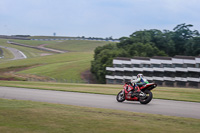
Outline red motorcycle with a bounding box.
[116,82,157,104]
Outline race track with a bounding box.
[0,46,27,60]
[0,86,200,119]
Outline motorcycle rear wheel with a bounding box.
[116,90,125,102]
[139,90,153,104]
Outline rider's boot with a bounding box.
[132,87,142,97]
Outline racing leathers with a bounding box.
[131,77,149,93]
[131,77,149,86]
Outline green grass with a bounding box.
[17,55,92,80]
[0,38,112,81]
[11,39,59,47]
[11,39,114,52]
[0,81,200,102]
[0,52,93,81]
[29,35,76,39]
[0,98,199,133]
[44,40,114,52]
[0,39,53,58]
[0,47,14,61]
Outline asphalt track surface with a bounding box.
[0,86,200,119]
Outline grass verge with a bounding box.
[0,39,112,82]
[0,47,14,61]
[44,40,115,52]
[0,52,93,81]
[0,81,200,102]
[9,39,114,52]
[0,98,200,133]
[0,39,54,58]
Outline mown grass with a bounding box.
[0,98,200,133]
[0,52,93,81]
[45,40,114,52]
[17,56,92,80]
[0,81,200,102]
[0,39,53,58]
[0,47,14,61]
[29,36,75,39]
[0,39,111,81]
[11,39,59,47]
[12,39,114,52]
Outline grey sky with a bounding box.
[0,0,200,38]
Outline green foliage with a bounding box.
[91,23,200,83]
[172,23,200,55]
[91,44,128,83]
[127,43,166,57]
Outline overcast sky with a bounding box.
[0,0,200,38]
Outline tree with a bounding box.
[172,23,200,55]
[184,37,200,56]
[91,23,200,83]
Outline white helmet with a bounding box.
[137,74,144,78]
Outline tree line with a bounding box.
[91,23,200,83]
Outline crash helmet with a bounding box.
[137,73,144,78]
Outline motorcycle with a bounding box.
[116,82,157,104]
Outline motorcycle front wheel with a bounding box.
[116,90,125,102]
[139,90,153,104]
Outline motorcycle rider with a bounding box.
[130,74,149,95]
[131,74,149,86]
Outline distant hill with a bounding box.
[0,38,116,83]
